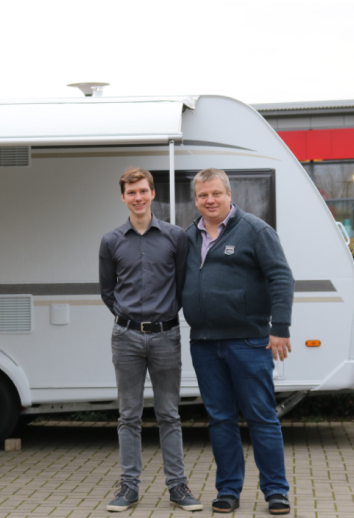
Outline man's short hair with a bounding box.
[120,167,155,194]
[193,168,231,195]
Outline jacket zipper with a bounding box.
[194,215,235,339]
[194,222,207,338]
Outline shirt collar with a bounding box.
[150,214,161,230]
[121,213,161,235]
[197,204,236,232]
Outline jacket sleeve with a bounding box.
[99,236,117,315]
[175,230,189,311]
[254,227,295,338]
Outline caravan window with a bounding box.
[152,169,276,229]
[302,160,354,239]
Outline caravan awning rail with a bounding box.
[0,135,182,146]
[0,99,195,147]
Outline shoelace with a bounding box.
[175,483,192,498]
[114,482,130,498]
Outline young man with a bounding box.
[182,168,294,515]
[99,167,202,513]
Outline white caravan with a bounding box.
[1,94,354,440]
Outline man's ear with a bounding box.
[121,192,126,204]
[151,189,156,201]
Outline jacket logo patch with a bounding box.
[224,245,235,255]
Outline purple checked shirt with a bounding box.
[198,205,236,264]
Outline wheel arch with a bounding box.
[0,350,32,406]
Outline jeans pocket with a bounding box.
[245,336,269,348]
[112,323,127,337]
[165,325,181,341]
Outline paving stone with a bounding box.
[1,422,354,516]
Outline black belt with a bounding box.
[114,315,179,333]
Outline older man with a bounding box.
[182,168,294,515]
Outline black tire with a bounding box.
[11,414,37,436]
[0,371,21,442]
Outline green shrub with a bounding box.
[349,238,354,258]
[285,393,354,421]
[34,394,354,424]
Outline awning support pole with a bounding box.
[169,140,176,225]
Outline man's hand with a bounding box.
[266,335,292,361]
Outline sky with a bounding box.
[1,0,354,104]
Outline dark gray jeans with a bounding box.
[111,323,187,492]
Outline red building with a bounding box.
[254,100,354,238]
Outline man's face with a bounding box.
[121,179,155,217]
[194,178,231,223]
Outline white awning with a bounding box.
[0,98,195,146]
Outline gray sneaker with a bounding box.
[169,483,203,511]
[106,483,139,512]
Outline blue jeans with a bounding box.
[191,338,289,501]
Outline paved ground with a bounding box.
[1,421,354,518]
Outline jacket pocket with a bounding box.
[203,288,246,326]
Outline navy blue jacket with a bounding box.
[182,205,294,340]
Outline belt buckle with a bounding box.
[141,321,152,333]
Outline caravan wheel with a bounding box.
[0,371,21,442]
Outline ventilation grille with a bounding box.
[0,147,30,167]
[0,295,32,333]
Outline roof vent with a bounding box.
[0,147,30,167]
[0,295,33,333]
[67,82,110,97]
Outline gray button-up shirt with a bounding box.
[99,215,188,322]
